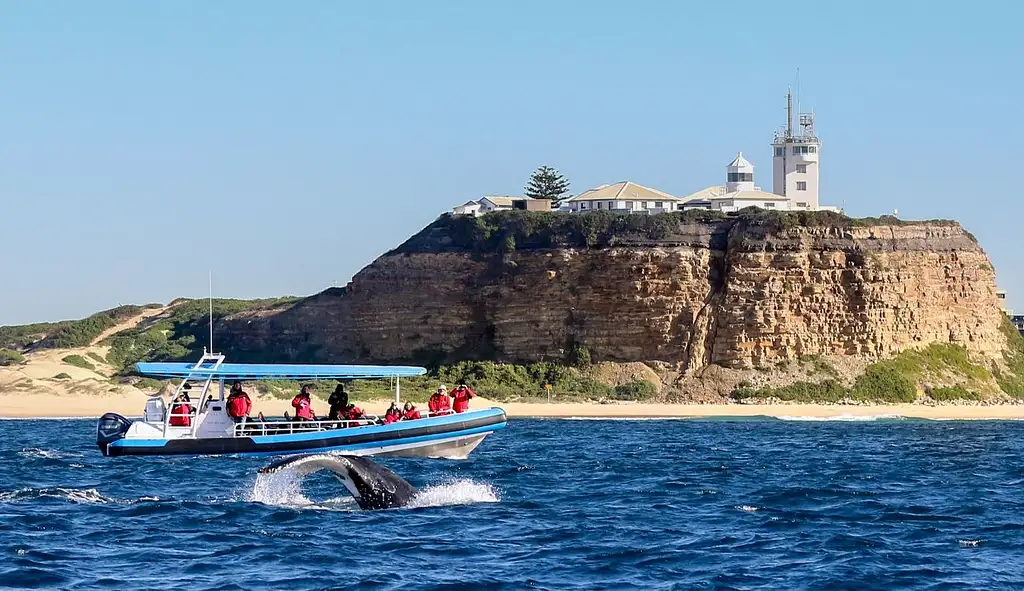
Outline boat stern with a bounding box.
[96,413,133,456]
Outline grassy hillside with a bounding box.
[102,297,299,373]
[0,305,161,351]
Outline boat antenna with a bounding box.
[208,271,214,354]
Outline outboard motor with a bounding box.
[96,413,132,456]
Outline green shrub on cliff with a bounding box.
[62,354,95,371]
[613,380,658,401]
[0,348,26,366]
[36,305,155,349]
[929,385,980,402]
[851,365,917,403]
[994,316,1024,398]
[730,379,848,403]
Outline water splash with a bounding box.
[407,479,499,508]
[248,469,315,508]
[735,505,759,512]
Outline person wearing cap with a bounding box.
[169,383,193,427]
[450,383,476,413]
[428,384,451,414]
[401,401,421,421]
[226,380,252,423]
[291,384,317,421]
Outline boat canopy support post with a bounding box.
[395,376,401,406]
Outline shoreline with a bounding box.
[2,393,1024,420]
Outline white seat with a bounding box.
[144,398,166,422]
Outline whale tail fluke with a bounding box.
[259,453,418,510]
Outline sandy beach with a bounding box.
[3,392,1024,420]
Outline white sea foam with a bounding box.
[562,416,693,421]
[775,414,905,422]
[17,447,83,460]
[407,480,499,508]
[735,505,759,512]
[0,487,113,504]
[958,539,982,547]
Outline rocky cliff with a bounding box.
[219,211,1006,373]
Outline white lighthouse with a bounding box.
[726,152,755,192]
[772,89,820,210]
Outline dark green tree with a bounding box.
[524,165,571,203]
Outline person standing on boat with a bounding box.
[428,385,451,414]
[226,381,252,423]
[291,384,317,421]
[327,384,348,421]
[169,384,193,427]
[450,384,476,413]
[402,402,422,421]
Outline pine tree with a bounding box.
[524,165,571,204]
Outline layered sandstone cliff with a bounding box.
[219,211,1005,372]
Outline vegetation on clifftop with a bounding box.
[0,305,161,351]
[392,209,969,255]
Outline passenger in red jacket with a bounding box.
[169,386,193,427]
[384,402,402,424]
[226,381,252,423]
[428,385,451,414]
[402,402,422,421]
[450,384,476,413]
[291,385,317,421]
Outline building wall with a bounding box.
[772,142,820,209]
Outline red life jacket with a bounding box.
[169,403,191,426]
[344,405,364,421]
[452,387,476,413]
[291,394,315,420]
[428,393,448,413]
[384,409,401,424]
[227,392,251,419]
[403,409,421,421]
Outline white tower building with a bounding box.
[772,89,820,210]
[726,153,755,192]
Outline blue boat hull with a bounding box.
[102,408,507,457]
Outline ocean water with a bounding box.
[2,418,1024,590]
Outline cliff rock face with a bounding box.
[220,214,1005,371]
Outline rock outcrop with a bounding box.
[219,212,1005,371]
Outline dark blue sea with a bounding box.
[2,417,1024,590]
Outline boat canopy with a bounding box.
[135,362,427,380]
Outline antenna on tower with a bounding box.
[786,87,793,138]
[796,67,802,131]
[208,271,214,353]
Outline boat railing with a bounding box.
[232,409,461,437]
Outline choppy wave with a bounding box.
[4,417,1024,589]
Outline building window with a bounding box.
[655,201,663,208]
[775,147,784,157]
[626,201,633,209]
[791,145,816,155]
[796,164,807,173]
[809,146,817,153]
[764,202,775,208]
[642,201,648,209]
[796,202,808,207]
[796,181,807,191]
[727,172,753,182]
[597,202,603,210]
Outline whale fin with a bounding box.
[259,453,418,510]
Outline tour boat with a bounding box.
[96,350,506,458]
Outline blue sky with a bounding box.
[1,0,1022,325]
